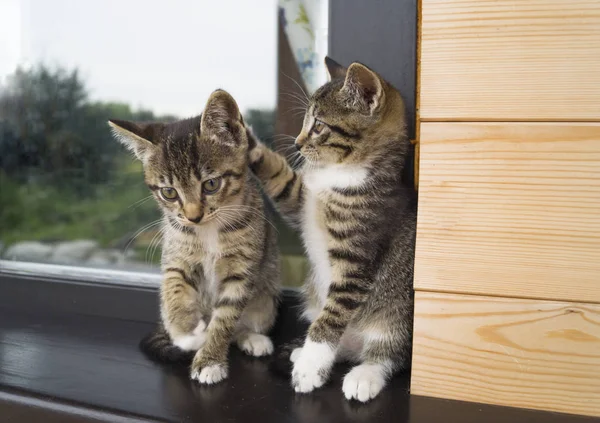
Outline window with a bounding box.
[0,0,329,288]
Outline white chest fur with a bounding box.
[196,224,222,299]
[301,165,369,308]
[167,222,222,299]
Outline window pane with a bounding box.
[0,0,327,287]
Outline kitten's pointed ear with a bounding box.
[324,56,347,80]
[201,89,245,147]
[108,119,163,161]
[342,62,385,114]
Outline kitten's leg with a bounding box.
[291,259,373,393]
[343,322,412,402]
[248,139,305,227]
[190,256,254,384]
[235,294,277,357]
[161,267,206,351]
[290,286,361,365]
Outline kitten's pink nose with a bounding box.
[295,133,307,149]
[187,215,202,224]
[183,204,203,224]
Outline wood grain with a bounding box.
[419,0,600,121]
[411,291,600,417]
[414,122,600,303]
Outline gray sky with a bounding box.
[0,0,278,116]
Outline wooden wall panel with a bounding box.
[420,0,600,121]
[414,122,600,303]
[411,291,600,417]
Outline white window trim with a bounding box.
[0,260,161,288]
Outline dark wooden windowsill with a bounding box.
[0,272,595,423]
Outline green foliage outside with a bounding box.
[0,64,306,286]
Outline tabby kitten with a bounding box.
[248,57,416,401]
[109,89,280,385]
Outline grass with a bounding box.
[0,161,308,286]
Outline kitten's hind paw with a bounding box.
[237,333,274,357]
[342,363,387,402]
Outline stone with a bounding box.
[50,240,100,264]
[4,241,53,262]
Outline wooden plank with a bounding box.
[419,0,600,121]
[410,291,600,417]
[414,122,600,303]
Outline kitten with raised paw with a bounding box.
[248,57,416,402]
[109,89,280,385]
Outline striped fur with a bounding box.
[109,90,280,385]
[248,58,416,401]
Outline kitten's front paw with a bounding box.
[191,364,228,385]
[291,341,334,393]
[342,363,387,402]
[238,333,274,357]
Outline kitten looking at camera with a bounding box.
[249,57,416,401]
[109,89,280,385]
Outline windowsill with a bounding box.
[0,269,589,422]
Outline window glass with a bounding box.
[0,0,327,287]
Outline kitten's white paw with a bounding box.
[238,333,274,357]
[172,320,207,351]
[173,332,206,351]
[290,347,302,363]
[291,341,335,393]
[342,363,387,402]
[191,364,228,385]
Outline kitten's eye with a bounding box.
[313,119,326,134]
[160,187,178,201]
[203,178,222,195]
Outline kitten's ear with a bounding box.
[108,119,163,161]
[324,56,347,80]
[201,89,245,147]
[342,62,385,114]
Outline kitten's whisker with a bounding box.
[291,152,306,170]
[281,91,309,107]
[280,95,309,110]
[270,134,297,141]
[128,195,153,209]
[215,213,258,239]
[124,219,163,254]
[281,72,309,103]
[286,151,302,163]
[288,106,308,113]
[218,206,279,234]
[276,144,298,155]
[145,227,164,265]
